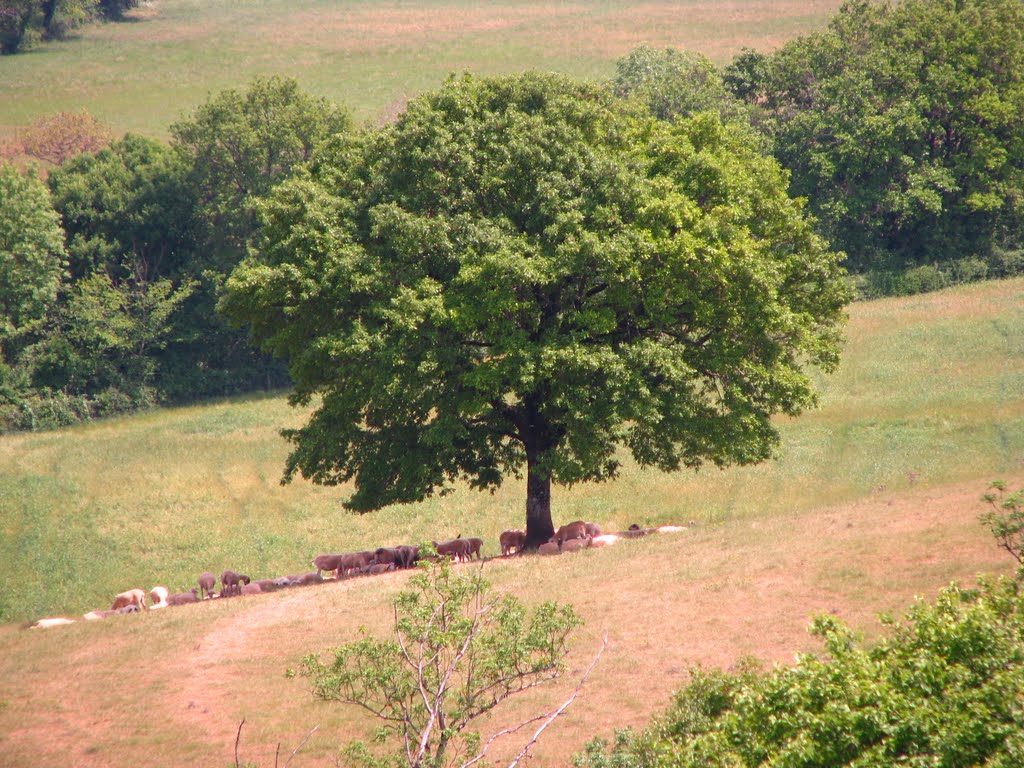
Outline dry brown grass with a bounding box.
[1,473,1016,767]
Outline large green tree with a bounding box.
[747,0,1024,273]
[613,44,746,124]
[221,73,848,546]
[166,76,352,399]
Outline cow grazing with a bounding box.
[198,571,217,599]
[434,539,471,562]
[500,529,526,556]
[220,570,251,597]
[395,545,419,568]
[339,551,374,576]
[111,588,147,612]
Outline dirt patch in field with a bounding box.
[542,0,846,59]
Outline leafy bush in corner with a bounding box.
[577,574,1024,767]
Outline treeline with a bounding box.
[615,0,1024,297]
[1,77,350,430]
[2,0,1023,432]
[0,0,135,54]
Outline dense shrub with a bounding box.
[0,385,154,432]
[576,574,1024,768]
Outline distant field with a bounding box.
[0,279,1022,768]
[0,0,844,137]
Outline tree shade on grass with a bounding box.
[221,71,849,547]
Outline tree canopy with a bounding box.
[222,72,848,545]
[745,0,1024,274]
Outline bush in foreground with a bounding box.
[578,563,1024,766]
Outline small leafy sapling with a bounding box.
[298,557,590,768]
[980,480,1024,565]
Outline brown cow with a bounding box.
[167,588,199,606]
[395,545,419,568]
[434,539,471,562]
[553,521,588,548]
[290,571,324,586]
[500,529,526,556]
[340,551,374,576]
[360,562,396,576]
[221,570,251,597]
[198,571,217,599]
[312,554,345,578]
[465,537,483,560]
[372,547,402,567]
[561,537,592,553]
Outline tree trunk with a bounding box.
[524,453,555,549]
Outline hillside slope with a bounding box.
[0,278,1022,767]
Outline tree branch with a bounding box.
[234,719,245,768]
[283,725,319,768]
[505,633,608,768]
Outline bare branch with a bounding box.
[414,595,492,766]
[234,719,245,768]
[505,633,609,768]
[284,724,320,768]
[458,711,552,768]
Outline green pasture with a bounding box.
[0,0,844,135]
[1,278,1022,623]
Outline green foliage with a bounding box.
[981,480,1024,566]
[222,71,848,540]
[48,134,195,282]
[0,0,97,53]
[613,45,746,124]
[170,75,351,274]
[749,0,1024,274]
[27,271,194,397]
[577,575,1024,768]
[0,162,66,352]
[300,558,582,768]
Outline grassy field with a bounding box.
[0,0,844,137]
[1,278,1023,624]
[0,279,1022,766]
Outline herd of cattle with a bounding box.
[27,520,691,629]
